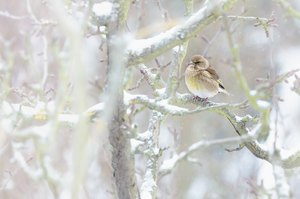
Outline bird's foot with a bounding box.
[192,96,201,101]
[201,97,208,102]
[193,96,208,103]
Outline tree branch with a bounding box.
[105,1,139,198]
[125,92,300,169]
[159,134,254,177]
[140,111,163,199]
[126,0,235,65]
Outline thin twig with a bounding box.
[159,134,254,177]
[0,11,29,20]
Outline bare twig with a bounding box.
[165,0,193,98]
[276,0,300,19]
[202,27,222,56]
[256,69,300,92]
[41,36,49,90]
[0,11,28,20]
[137,64,165,91]
[222,12,272,141]
[127,75,145,91]
[155,0,169,22]
[253,12,277,38]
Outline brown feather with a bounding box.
[206,65,226,89]
[185,55,229,98]
[206,65,219,80]
[219,82,225,89]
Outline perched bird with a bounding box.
[185,55,229,99]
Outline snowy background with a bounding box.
[0,0,300,198]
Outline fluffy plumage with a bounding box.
[185,55,229,98]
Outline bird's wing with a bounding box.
[217,79,225,90]
[206,65,226,89]
[206,65,219,80]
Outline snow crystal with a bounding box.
[155,88,166,96]
[58,114,79,123]
[140,170,157,199]
[92,2,113,17]
[137,131,152,140]
[256,100,271,109]
[130,139,143,153]
[280,148,300,160]
[159,155,178,172]
[250,90,257,96]
[173,46,180,52]
[158,99,188,112]
[234,115,243,122]
[85,102,104,113]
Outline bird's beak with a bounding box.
[188,61,193,65]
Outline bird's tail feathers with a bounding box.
[219,88,230,96]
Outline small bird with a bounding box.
[185,55,229,99]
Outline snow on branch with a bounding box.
[159,134,254,177]
[5,91,300,169]
[125,91,300,169]
[124,92,247,116]
[126,1,232,65]
[140,111,163,199]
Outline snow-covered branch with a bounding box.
[140,111,163,199]
[159,134,254,177]
[126,0,233,65]
[125,92,247,116]
[125,91,300,169]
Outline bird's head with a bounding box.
[189,55,209,69]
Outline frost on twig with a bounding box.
[92,1,114,25]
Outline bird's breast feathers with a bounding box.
[185,74,219,98]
